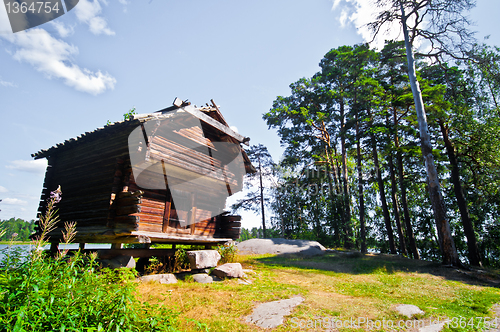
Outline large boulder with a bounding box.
[187,250,221,269]
[212,263,244,278]
[237,238,326,256]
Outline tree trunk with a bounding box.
[438,120,482,266]
[258,156,266,238]
[325,144,341,246]
[395,111,420,259]
[388,149,407,255]
[371,133,397,254]
[400,3,460,266]
[356,111,367,253]
[387,114,407,255]
[340,98,353,248]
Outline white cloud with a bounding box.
[2,198,28,206]
[333,0,402,50]
[339,9,349,28]
[2,28,116,95]
[331,0,342,10]
[75,0,115,36]
[6,159,47,174]
[50,21,75,38]
[0,77,17,87]
[0,186,8,193]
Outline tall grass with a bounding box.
[0,187,179,332]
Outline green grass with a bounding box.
[138,251,500,331]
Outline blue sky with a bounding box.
[0,0,499,229]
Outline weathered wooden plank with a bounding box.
[181,105,247,143]
[116,205,141,216]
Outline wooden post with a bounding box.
[189,193,196,235]
[79,243,85,250]
[163,200,171,233]
[111,243,122,250]
[50,242,58,254]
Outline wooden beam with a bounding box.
[180,105,249,145]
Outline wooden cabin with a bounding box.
[32,99,255,248]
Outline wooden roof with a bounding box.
[32,101,254,173]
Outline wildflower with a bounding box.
[11,233,18,238]
[49,185,62,203]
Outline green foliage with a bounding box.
[106,107,137,126]
[123,107,137,121]
[0,186,180,331]
[173,248,190,272]
[0,218,35,242]
[261,40,500,264]
[0,250,179,331]
[216,243,238,264]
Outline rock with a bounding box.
[100,255,136,269]
[245,296,305,329]
[140,273,178,284]
[212,263,244,278]
[187,250,221,269]
[485,303,500,332]
[238,279,253,285]
[395,304,425,318]
[237,238,326,256]
[192,274,213,283]
[417,320,450,332]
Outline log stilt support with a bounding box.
[50,242,58,255]
[79,243,85,250]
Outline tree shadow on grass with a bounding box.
[254,250,500,289]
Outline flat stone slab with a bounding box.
[140,273,178,284]
[187,250,221,269]
[395,304,424,318]
[237,238,326,256]
[418,320,450,332]
[485,303,500,332]
[192,273,213,284]
[212,263,244,278]
[245,296,305,329]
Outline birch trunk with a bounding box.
[400,3,460,266]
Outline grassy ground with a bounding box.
[137,251,500,331]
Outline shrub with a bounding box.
[173,248,190,272]
[216,242,238,264]
[0,186,179,331]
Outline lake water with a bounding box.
[0,243,112,261]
